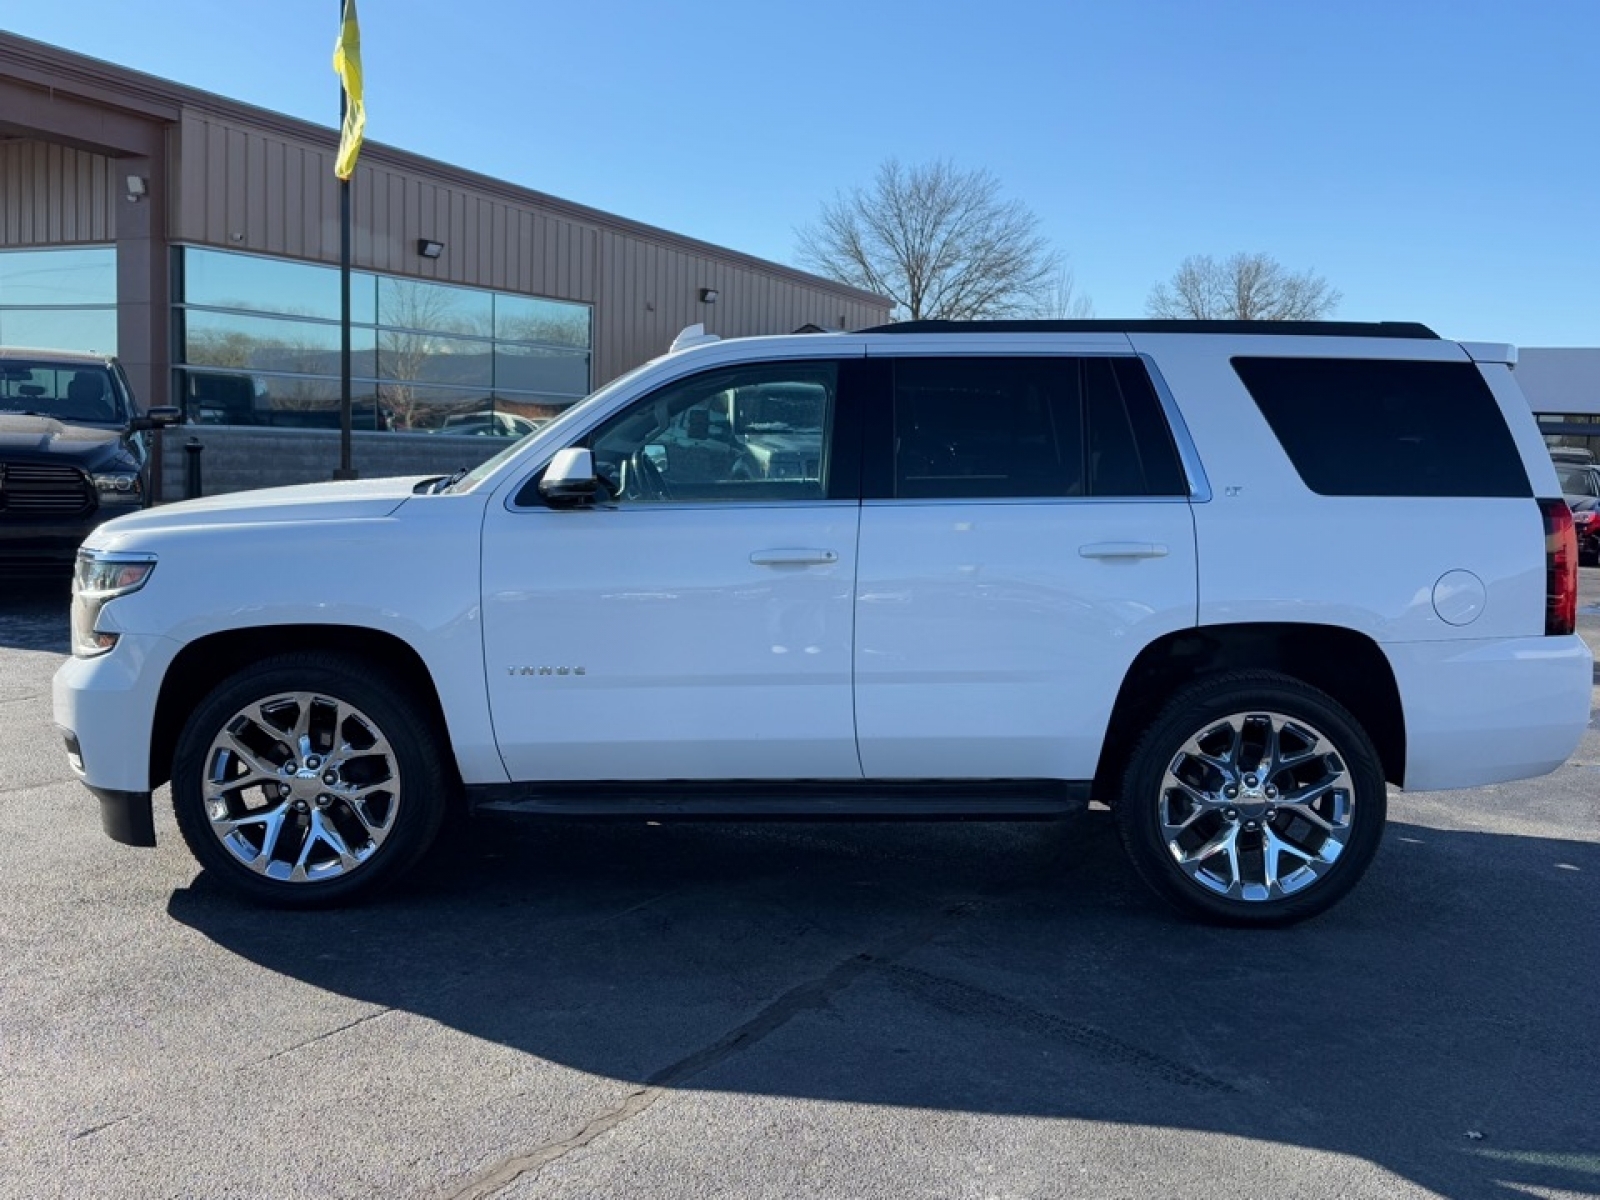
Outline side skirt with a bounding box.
[465,778,1092,821]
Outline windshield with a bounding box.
[0,360,126,424]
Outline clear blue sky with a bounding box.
[7,0,1596,346]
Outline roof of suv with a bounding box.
[859,320,1440,338]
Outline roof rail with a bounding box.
[856,319,1441,339]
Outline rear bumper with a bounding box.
[1388,634,1592,790]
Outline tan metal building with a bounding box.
[0,32,888,450]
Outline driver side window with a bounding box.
[587,361,837,504]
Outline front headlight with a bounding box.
[92,472,142,501]
[71,549,157,657]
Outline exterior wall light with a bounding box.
[125,174,148,202]
[699,288,719,304]
[417,239,445,259]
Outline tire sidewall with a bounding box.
[1116,674,1387,927]
[171,654,446,907]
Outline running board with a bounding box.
[466,779,1091,821]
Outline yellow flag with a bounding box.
[332,0,365,180]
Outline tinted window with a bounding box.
[1086,358,1188,497]
[1234,358,1531,498]
[584,361,839,504]
[888,356,1187,499]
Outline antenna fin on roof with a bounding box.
[669,324,720,353]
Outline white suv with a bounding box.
[52,320,1593,925]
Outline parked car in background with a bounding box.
[0,347,179,568]
[1556,461,1600,565]
[439,410,544,438]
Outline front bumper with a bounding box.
[93,785,156,846]
[53,631,180,846]
[0,505,140,566]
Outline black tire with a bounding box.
[171,653,449,907]
[1113,671,1386,927]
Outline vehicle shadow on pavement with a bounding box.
[167,811,1600,1199]
[0,573,72,652]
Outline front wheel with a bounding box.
[171,654,449,906]
[1114,672,1386,927]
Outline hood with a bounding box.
[86,475,430,547]
[0,414,130,469]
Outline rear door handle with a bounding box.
[1078,542,1169,559]
[750,549,839,566]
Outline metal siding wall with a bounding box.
[0,141,114,245]
[167,113,886,389]
[590,227,889,384]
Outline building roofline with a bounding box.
[0,31,889,310]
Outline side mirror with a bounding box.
[539,446,600,507]
[132,406,183,431]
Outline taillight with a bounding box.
[1540,499,1577,635]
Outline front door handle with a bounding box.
[750,549,839,566]
[1078,542,1169,559]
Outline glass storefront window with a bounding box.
[185,309,377,377]
[495,293,590,348]
[493,344,589,398]
[0,308,118,355]
[0,246,118,354]
[378,381,495,433]
[0,247,117,306]
[378,277,492,337]
[174,246,590,430]
[180,368,387,430]
[378,330,493,389]
[183,248,377,325]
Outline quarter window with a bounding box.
[1233,357,1532,498]
[584,361,838,504]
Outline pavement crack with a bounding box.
[439,897,991,1200]
[253,1006,393,1065]
[72,1114,132,1140]
[878,962,1239,1093]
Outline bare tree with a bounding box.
[1045,265,1095,319]
[1146,252,1340,320]
[796,159,1060,321]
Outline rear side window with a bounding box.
[888,356,1186,499]
[1233,357,1531,498]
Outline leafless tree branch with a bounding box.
[1145,252,1340,321]
[795,159,1066,321]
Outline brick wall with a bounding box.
[155,427,510,501]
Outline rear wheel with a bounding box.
[171,654,448,906]
[1114,672,1386,926]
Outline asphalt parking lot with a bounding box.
[2,571,1598,1200]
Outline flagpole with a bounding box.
[335,0,356,480]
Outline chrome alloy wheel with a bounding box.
[201,691,401,884]
[1158,710,1354,903]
